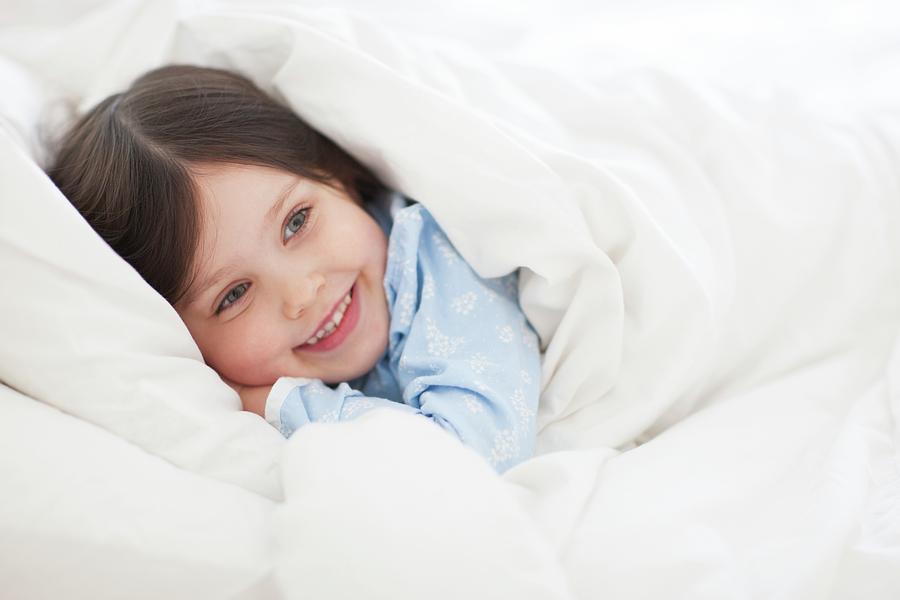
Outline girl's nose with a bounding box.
[282,272,325,319]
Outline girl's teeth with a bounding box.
[303,290,353,346]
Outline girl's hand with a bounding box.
[223,378,272,417]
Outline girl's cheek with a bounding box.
[220,318,282,385]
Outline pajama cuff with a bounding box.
[264,376,312,432]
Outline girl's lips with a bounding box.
[296,283,360,353]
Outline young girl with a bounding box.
[49,65,541,472]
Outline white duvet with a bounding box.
[1,1,899,598]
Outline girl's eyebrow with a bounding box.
[181,263,232,309]
[264,176,302,231]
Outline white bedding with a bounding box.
[1,1,899,598]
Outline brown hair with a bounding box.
[47,65,385,304]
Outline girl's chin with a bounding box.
[330,343,387,382]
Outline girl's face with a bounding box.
[175,163,390,387]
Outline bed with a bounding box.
[1,1,898,598]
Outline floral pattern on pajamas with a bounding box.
[264,199,541,472]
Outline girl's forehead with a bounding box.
[191,163,299,198]
[192,165,310,224]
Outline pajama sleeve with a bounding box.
[264,203,542,472]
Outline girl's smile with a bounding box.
[296,283,358,352]
[175,163,390,387]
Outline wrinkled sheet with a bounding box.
[2,1,900,598]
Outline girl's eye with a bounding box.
[216,282,249,314]
[283,207,310,242]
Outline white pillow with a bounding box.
[0,126,285,499]
[0,55,48,160]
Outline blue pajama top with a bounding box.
[264,195,541,472]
